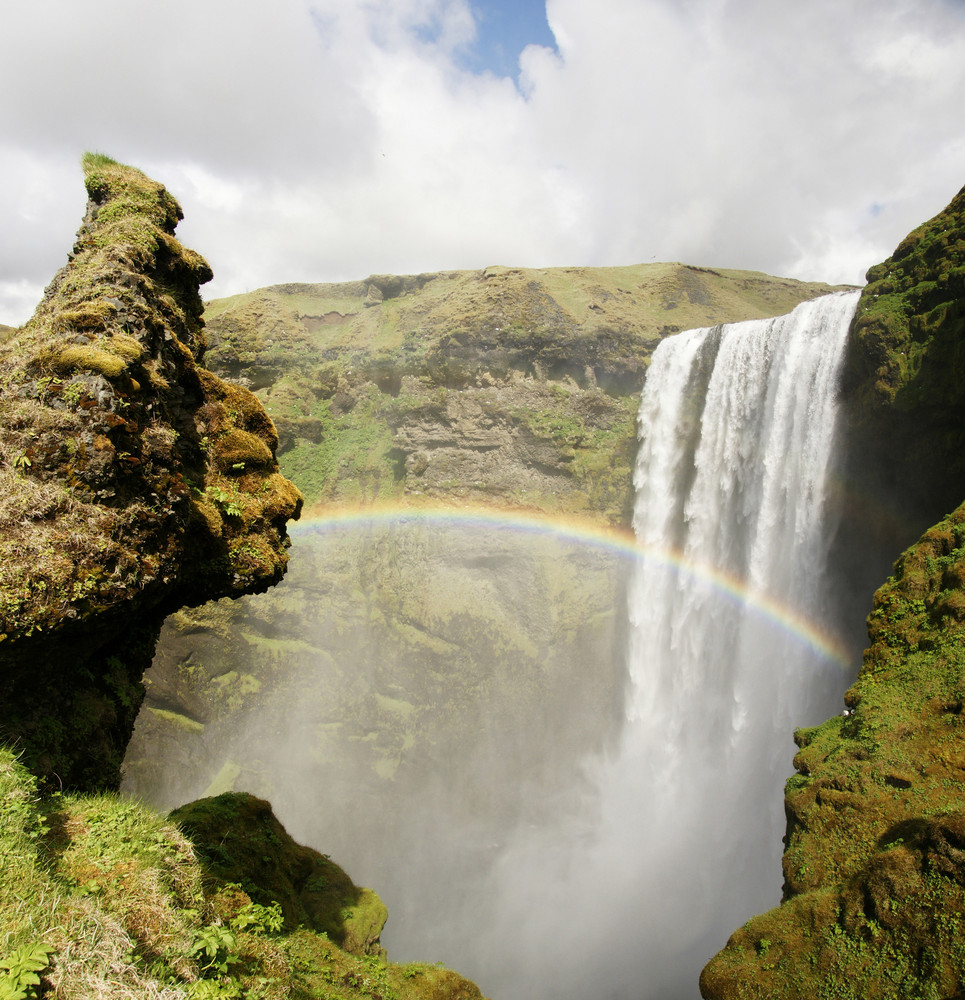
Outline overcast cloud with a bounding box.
[1,0,964,324]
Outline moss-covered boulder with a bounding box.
[0,155,302,791]
[171,792,388,957]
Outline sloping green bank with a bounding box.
[0,748,485,1000]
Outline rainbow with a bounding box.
[291,501,855,670]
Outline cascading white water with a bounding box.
[628,290,859,744]
[124,289,866,1000]
[468,290,862,1000]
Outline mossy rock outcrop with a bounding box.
[701,182,965,999]
[171,792,389,957]
[701,505,965,999]
[0,155,302,791]
[841,183,965,535]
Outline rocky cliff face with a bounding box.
[701,185,965,998]
[203,264,844,525]
[122,261,843,900]
[0,155,302,790]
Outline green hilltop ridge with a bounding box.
[202,263,846,524]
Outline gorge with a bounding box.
[2,157,964,1000]
[124,288,877,1000]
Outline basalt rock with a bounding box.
[0,155,302,791]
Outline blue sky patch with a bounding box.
[462,0,558,79]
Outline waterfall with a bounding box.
[125,289,866,1000]
[472,290,862,1000]
[628,289,859,748]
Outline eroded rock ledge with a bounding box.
[0,155,302,790]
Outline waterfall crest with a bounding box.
[476,290,862,1000]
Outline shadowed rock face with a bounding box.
[700,182,965,999]
[0,155,302,791]
[838,183,965,556]
[170,791,389,957]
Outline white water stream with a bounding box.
[464,290,862,999]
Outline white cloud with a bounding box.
[1,0,963,323]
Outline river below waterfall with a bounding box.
[125,290,870,999]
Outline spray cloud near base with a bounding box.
[123,291,865,999]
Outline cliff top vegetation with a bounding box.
[203,264,846,522]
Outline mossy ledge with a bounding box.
[0,749,486,1000]
[0,155,302,790]
[701,182,965,998]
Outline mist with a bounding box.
[123,293,906,998]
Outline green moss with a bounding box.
[703,503,965,999]
[170,792,382,951]
[841,182,965,521]
[279,392,401,507]
[0,156,301,791]
[146,706,205,733]
[41,343,130,377]
[0,748,486,999]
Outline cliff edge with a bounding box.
[201,264,845,525]
[0,155,302,790]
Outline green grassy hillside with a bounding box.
[203,264,845,524]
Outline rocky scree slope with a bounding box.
[0,154,302,790]
[701,184,965,999]
[203,264,845,525]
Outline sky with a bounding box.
[1,0,964,325]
